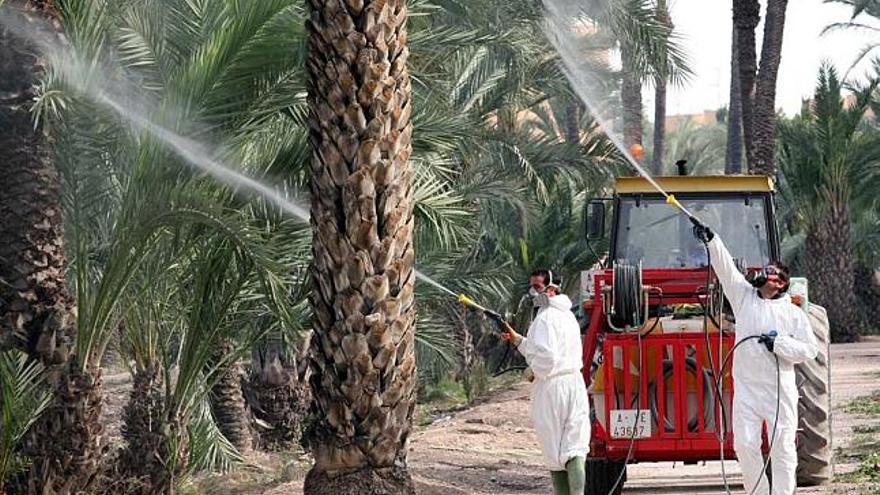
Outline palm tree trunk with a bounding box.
[751,0,789,177]
[732,0,760,169]
[651,77,667,175]
[210,339,254,453]
[24,362,104,494]
[152,416,189,495]
[247,333,312,451]
[620,44,643,151]
[305,0,417,493]
[1,5,103,492]
[725,28,744,174]
[854,264,880,326]
[119,364,166,492]
[0,0,74,377]
[805,193,860,343]
[651,0,671,176]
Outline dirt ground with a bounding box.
[406,338,880,495]
[104,338,880,494]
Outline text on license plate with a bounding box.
[610,409,652,439]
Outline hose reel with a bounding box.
[607,259,648,331]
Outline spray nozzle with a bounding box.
[667,194,706,228]
[457,294,481,309]
[458,294,504,323]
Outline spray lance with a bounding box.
[456,294,508,329]
[456,294,526,376]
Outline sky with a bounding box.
[660,0,877,117]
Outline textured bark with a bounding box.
[116,365,175,494]
[305,0,416,492]
[651,77,667,175]
[246,333,312,451]
[732,0,760,169]
[751,0,789,177]
[121,366,164,454]
[854,264,880,326]
[143,418,188,495]
[210,340,254,452]
[805,194,860,343]
[725,28,744,174]
[304,465,413,495]
[1,4,104,492]
[0,0,74,373]
[23,363,105,495]
[651,0,671,176]
[620,44,643,151]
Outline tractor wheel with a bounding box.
[584,457,626,495]
[795,304,833,486]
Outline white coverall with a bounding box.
[708,236,819,495]
[517,294,591,471]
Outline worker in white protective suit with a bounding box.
[692,223,818,495]
[501,269,590,495]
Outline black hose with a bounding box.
[712,333,782,495]
[612,260,643,329]
[642,289,663,337]
[699,240,782,494]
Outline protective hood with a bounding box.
[547,294,573,311]
[762,292,792,304]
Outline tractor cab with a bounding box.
[578,175,831,494]
[589,175,779,270]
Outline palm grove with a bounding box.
[0,0,878,494]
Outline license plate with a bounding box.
[610,409,652,439]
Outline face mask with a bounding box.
[528,287,539,298]
[532,292,550,308]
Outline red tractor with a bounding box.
[579,175,832,494]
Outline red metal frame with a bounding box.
[582,267,738,462]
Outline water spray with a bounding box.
[542,1,702,225]
[0,9,474,299]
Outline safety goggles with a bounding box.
[764,265,788,283]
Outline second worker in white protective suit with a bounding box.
[501,269,590,495]
[693,222,818,495]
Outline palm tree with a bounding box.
[610,1,691,163]
[209,340,254,453]
[34,1,311,491]
[732,0,760,168]
[732,0,790,176]
[621,44,645,150]
[777,64,880,342]
[751,0,789,176]
[304,0,418,492]
[0,3,106,492]
[651,0,673,175]
[725,29,744,174]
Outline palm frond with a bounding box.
[0,350,51,481]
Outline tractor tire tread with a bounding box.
[795,304,833,487]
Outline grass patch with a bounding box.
[415,371,526,427]
[844,391,880,416]
[419,377,468,405]
[837,452,880,484]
